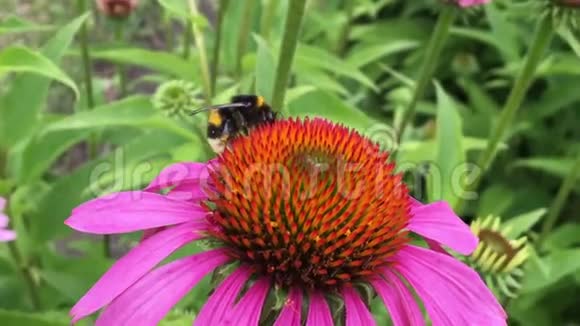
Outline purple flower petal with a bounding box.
[274,287,303,326]
[391,245,507,326]
[0,213,9,228]
[408,200,478,255]
[96,248,230,326]
[0,229,16,242]
[371,270,424,326]
[225,278,271,325]
[166,182,209,202]
[70,221,208,322]
[343,286,376,326]
[306,291,333,326]
[194,266,252,325]
[66,191,207,234]
[145,162,210,193]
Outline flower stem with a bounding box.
[235,0,256,77]
[396,5,457,141]
[4,200,41,310]
[271,0,308,112]
[538,153,580,247]
[183,20,193,59]
[335,0,355,56]
[211,0,230,94]
[453,16,554,213]
[187,0,212,104]
[259,0,278,42]
[114,21,128,97]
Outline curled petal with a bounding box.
[66,191,206,234]
[145,162,211,193]
[343,286,376,326]
[392,245,506,326]
[408,200,478,255]
[70,222,207,322]
[96,249,230,326]
[194,266,253,326]
[306,291,333,326]
[274,287,303,326]
[0,213,8,228]
[371,270,424,326]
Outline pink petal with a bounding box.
[274,287,303,326]
[343,286,376,326]
[96,248,230,326]
[424,238,451,256]
[408,200,478,255]
[166,182,209,202]
[65,191,207,234]
[225,278,271,325]
[194,266,253,325]
[371,270,424,326]
[70,221,208,322]
[0,229,16,242]
[0,214,9,228]
[306,291,333,326]
[145,162,210,193]
[391,245,507,326]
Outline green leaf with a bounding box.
[522,249,580,293]
[253,34,275,102]
[503,208,546,238]
[543,223,580,251]
[0,46,78,98]
[287,90,375,132]
[428,84,465,207]
[0,309,69,326]
[29,131,189,243]
[90,48,200,82]
[346,40,418,68]
[0,13,88,148]
[510,157,577,179]
[295,44,377,90]
[0,15,53,35]
[9,118,90,183]
[157,0,188,20]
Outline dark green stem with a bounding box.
[538,154,580,247]
[236,0,256,77]
[396,6,457,141]
[335,0,355,56]
[211,0,230,94]
[183,20,193,60]
[260,0,278,42]
[114,21,127,97]
[271,0,308,112]
[4,199,41,310]
[453,16,554,213]
[188,0,212,103]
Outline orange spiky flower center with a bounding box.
[205,118,411,290]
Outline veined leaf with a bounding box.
[91,48,200,82]
[0,46,78,99]
[346,40,418,68]
[0,15,53,35]
[0,13,88,148]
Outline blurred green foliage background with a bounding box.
[0,0,579,325]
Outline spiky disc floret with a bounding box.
[205,118,411,290]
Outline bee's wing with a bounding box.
[189,102,248,116]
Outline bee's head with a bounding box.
[231,94,268,110]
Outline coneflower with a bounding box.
[66,118,506,325]
[468,215,531,299]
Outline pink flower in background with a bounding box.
[66,119,507,325]
[0,198,16,242]
[456,0,491,7]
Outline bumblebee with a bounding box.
[191,94,278,153]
